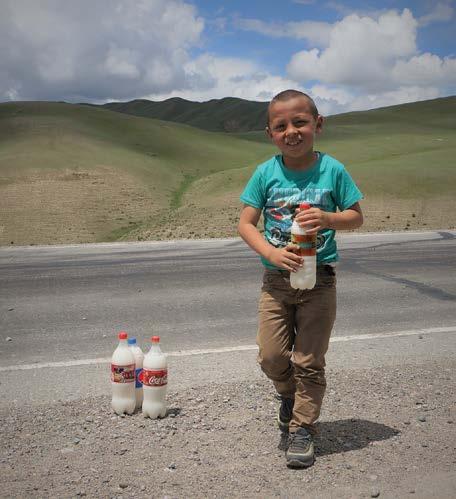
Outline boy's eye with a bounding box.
[273,124,285,131]
[294,120,307,126]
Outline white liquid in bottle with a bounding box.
[290,203,316,290]
[128,337,144,411]
[111,331,136,415]
[141,336,167,419]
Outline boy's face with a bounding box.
[266,97,323,164]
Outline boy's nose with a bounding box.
[285,122,298,134]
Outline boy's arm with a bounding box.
[238,205,303,272]
[295,202,363,234]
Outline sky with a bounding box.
[1,0,455,115]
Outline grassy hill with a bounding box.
[0,97,455,246]
[0,101,274,245]
[100,97,269,133]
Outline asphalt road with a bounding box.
[1,230,455,369]
[1,231,455,499]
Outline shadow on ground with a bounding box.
[278,418,399,455]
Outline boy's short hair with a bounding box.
[268,89,319,124]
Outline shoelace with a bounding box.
[289,430,312,450]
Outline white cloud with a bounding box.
[236,18,332,47]
[348,86,441,111]
[0,0,204,102]
[288,9,418,92]
[145,53,305,102]
[392,53,456,86]
[282,8,456,114]
[418,2,454,26]
[0,0,453,117]
[104,46,140,79]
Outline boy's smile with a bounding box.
[267,96,323,170]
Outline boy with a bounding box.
[238,89,363,468]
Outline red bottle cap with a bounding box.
[151,336,160,343]
[299,202,311,210]
[118,331,128,340]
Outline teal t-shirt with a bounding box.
[240,153,363,269]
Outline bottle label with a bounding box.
[135,368,143,388]
[139,368,168,387]
[291,233,317,256]
[111,363,135,383]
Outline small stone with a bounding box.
[85,416,93,423]
[82,317,87,320]
[417,415,427,422]
[5,337,12,342]
[60,447,74,454]
[409,490,415,494]
[370,488,380,498]
[119,483,128,489]
[447,420,454,424]
[8,308,14,312]
[140,485,146,491]
[73,438,80,445]
[168,463,176,470]
[418,335,423,339]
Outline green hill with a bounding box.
[0,97,455,246]
[0,101,274,245]
[101,97,269,133]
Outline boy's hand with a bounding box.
[266,245,303,272]
[295,207,332,234]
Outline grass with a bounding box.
[0,96,455,245]
[101,96,269,132]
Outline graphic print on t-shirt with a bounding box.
[265,187,331,248]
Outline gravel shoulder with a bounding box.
[1,357,455,499]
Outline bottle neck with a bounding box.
[149,344,162,354]
[119,339,129,348]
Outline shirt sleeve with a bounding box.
[333,166,363,211]
[240,166,266,209]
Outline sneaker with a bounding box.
[277,397,294,433]
[285,427,315,468]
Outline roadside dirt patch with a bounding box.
[1,165,455,246]
[0,166,159,246]
[1,361,454,498]
[131,195,456,242]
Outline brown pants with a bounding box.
[256,266,337,434]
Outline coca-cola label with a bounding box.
[139,368,168,387]
[111,363,135,383]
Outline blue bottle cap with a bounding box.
[127,337,137,345]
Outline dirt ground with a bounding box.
[1,168,455,246]
[1,360,455,498]
[0,167,160,246]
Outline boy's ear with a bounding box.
[315,115,324,133]
[265,126,272,139]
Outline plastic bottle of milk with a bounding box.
[128,337,144,411]
[290,202,317,290]
[140,336,167,419]
[111,331,136,415]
